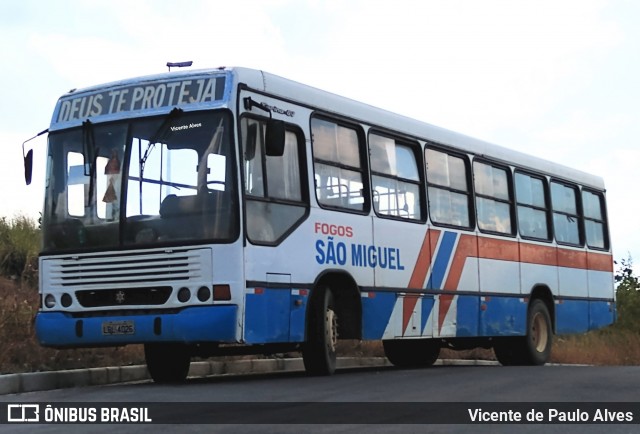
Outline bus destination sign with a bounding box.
[55,75,226,124]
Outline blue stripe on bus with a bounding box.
[556,300,590,334]
[361,291,396,340]
[478,296,526,337]
[427,231,457,290]
[455,295,480,337]
[244,288,308,344]
[589,300,615,330]
[421,296,435,336]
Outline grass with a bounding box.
[550,328,640,366]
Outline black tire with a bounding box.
[144,343,191,383]
[302,287,338,376]
[522,299,553,365]
[494,299,552,366]
[493,337,523,366]
[383,339,441,368]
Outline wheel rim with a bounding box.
[325,307,338,353]
[531,311,548,352]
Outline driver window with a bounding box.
[241,116,307,244]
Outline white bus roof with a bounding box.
[230,67,605,191]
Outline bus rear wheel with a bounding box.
[144,343,191,383]
[523,299,552,365]
[383,339,441,368]
[494,299,552,366]
[302,287,338,376]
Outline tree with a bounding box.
[614,255,640,332]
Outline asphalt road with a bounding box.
[1,364,639,433]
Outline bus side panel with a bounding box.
[587,252,615,300]
[244,288,293,344]
[289,289,309,341]
[360,292,439,340]
[478,296,527,337]
[558,249,588,299]
[519,242,559,297]
[360,291,397,340]
[455,294,480,337]
[477,237,520,295]
[589,300,615,330]
[556,299,590,334]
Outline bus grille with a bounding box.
[44,248,210,288]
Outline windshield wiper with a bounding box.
[138,108,183,213]
[140,107,183,177]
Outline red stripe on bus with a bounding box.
[519,243,557,266]
[587,252,614,272]
[557,249,587,269]
[473,237,613,272]
[477,237,519,261]
[404,230,440,335]
[408,230,439,289]
[438,234,477,333]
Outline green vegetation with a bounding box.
[613,256,640,333]
[0,215,638,373]
[0,215,39,286]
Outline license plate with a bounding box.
[102,320,135,336]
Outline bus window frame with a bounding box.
[581,187,610,251]
[424,144,475,231]
[550,179,584,247]
[472,158,517,237]
[240,114,310,246]
[367,129,426,223]
[513,169,553,243]
[310,113,370,215]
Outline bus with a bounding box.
[23,66,615,382]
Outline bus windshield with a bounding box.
[42,110,238,252]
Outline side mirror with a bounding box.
[265,119,285,157]
[21,128,48,186]
[24,149,33,185]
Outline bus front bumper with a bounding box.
[35,305,238,348]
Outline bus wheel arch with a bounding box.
[302,271,362,375]
[494,285,554,366]
[529,285,555,334]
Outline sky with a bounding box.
[1,0,639,269]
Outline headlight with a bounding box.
[44,294,56,308]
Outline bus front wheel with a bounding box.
[144,343,191,383]
[302,287,338,376]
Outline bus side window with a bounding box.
[515,172,551,241]
[551,181,582,246]
[425,147,472,228]
[582,189,608,249]
[474,161,514,235]
[311,117,367,212]
[369,132,422,220]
